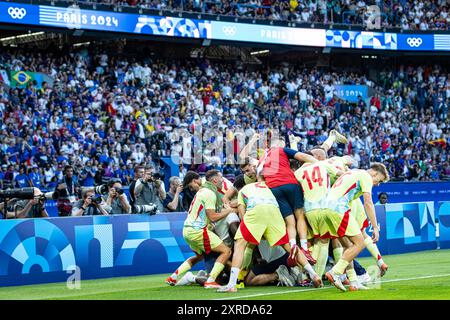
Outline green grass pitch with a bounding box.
[1,249,449,300]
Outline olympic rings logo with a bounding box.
[222,26,237,37]
[406,37,423,47]
[8,7,27,19]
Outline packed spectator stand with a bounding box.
[0,41,449,195]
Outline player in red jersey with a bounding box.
[240,133,318,265]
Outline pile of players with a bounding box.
[165,129,390,293]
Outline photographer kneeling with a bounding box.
[104,180,131,215]
[133,166,166,215]
[72,189,109,216]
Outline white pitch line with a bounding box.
[214,273,450,300]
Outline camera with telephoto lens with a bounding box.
[115,187,124,195]
[37,191,54,202]
[91,194,103,205]
[94,184,108,195]
[0,188,35,200]
[132,203,158,215]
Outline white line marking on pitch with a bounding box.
[214,273,450,300]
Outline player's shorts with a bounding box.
[183,226,223,255]
[252,253,290,276]
[270,183,304,218]
[349,199,369,231]
[305,208,361,239]
[235,204,289,246]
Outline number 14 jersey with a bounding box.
[294,161,339,212]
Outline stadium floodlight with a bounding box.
[73,41,90,47]
[0,31,45,44]
[250,49,269,56]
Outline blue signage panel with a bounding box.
[382,202,436,254]
[438,201,450,249]
[0,1,39,25]
[373,182,450,204]
[211,20,325,47]
[334,85,368,103]
[326,29,397,50]
[0,1,449,51]
[0,1,211,39]
[397,34,435,51]
[0,213,204,287]
[434,34,450,51]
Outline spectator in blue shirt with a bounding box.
[29,166,44,189]
[14,166,32,188]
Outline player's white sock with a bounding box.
[322,134,336,151]
[227,267,240,288]
[289,238,297,248]
[363,237,384,267]
[170,260,191,280]
[303,263,318,279]
[300,239,308,251]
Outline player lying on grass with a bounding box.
[217,175,322,293]
[166,170,238,289]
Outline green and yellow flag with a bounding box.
[10,71,34,88]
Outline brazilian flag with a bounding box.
[11,71,34,88]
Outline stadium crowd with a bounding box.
[0,44,448,197]
[57,0,450,30]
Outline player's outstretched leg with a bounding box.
[362,230,388,277]
[166,254,203,286]
[283,243,323,288]
[326,233,365,292]
[204,243,232,289]
[321,129,348,152]
[314,238,330,279]
[217,239,253,293]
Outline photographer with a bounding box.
[14,188,49,218]
[72,189,109,216]
[0,199,19,219]
[128,165,145,207]
[163,176,185,212]
[52,165,81,217]
[133,166,166,213]
[104,180,131,215]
